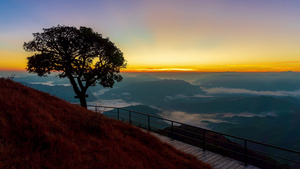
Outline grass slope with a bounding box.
[0,78,211,169]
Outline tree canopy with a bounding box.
[24,25,126,108]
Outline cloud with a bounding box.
[203,87,300,97]
[29,81,71,87]
[136,68,195,72]
[158,111,277,128]
[29,81,55,86]
[87,99,140,112]
[164,94,213,100]
[219,112,277,118]
[159,111,228,129]
[122,92,131,96]
[92,89,111,96]
[164,95,188,100]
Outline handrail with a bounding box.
[88,105,300,168]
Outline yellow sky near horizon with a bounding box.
[2,48,300,73]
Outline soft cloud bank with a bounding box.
[87,99,140,112]
[159,111,277,128]
[159,111,228,128]
[29,81,71,86]
[164,94,212,100]
[203,87,300,97]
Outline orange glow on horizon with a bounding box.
[0,67,27,72]
[122,69,300,73]
[122,61,300,73]
[2,59,300,73]
[2,67,300,74]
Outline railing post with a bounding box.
[203,129,206,151]
[244,140,248,166]
[129,111,132,124]
[117,108,120,120]
[148,115,150,132]
[171,121,174,140]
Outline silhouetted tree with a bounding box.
[24,25,126,108]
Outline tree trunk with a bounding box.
[67,76,87,109]
[79,95,87,108]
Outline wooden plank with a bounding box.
[183,146,198,153]
[193,150,204,157]
[184,147,197,154]
[178,144,193,150]
[172,140,181,144]
[170,141,182,145]
[173,141,185,147]
[203,152,217,161]
[181,147,194,153]
[203,154,220,163]
[228,162,241,169]
[220,160,238,169]
[197,151,212,158]
[187,148,202,155]
[171,142,183,147]
[148,131,260,169]
[214,159,234,169]
[199,152,215,161]
[211,157,228,167]
[173,144,185,149]
[182,144,196,149]
[176,144,189,150]
[188,150,200,156]
[206,155,223,164]
[173,140,184,144]
[235,165,246,169]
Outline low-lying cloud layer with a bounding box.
[203,87,300,97]
[159,111,228,128]
[92,89,111,96]
[159,111,277,128]
[164,94,212,100]
[29,81,71,86]
[88,99,140,112]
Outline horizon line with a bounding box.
[0,69,299,74]
[122,70,299,73]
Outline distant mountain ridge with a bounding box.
[167,95,300,114]
[101,79,205,104]
[20,82,98,102]
[193,73,300,91]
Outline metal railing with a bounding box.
[88,105,300,169]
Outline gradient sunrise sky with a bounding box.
[0,0,300,72]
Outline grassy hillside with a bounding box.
[0,78,211,169]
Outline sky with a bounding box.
[0,0,300,72]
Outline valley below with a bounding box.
[11,72,300,159]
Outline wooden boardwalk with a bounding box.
[148,131,259,169]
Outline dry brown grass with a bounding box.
[0,78,212,169]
